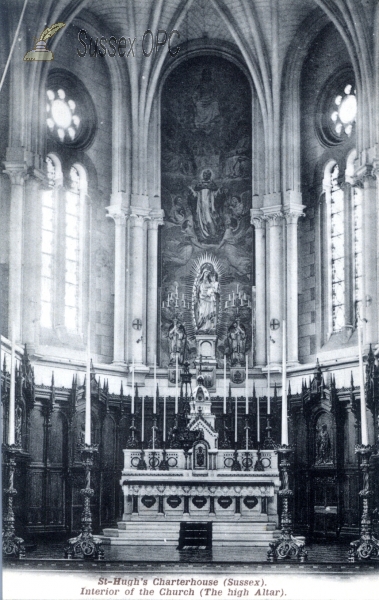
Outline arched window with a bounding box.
[324,161,345,332]
[322,150,362,339]
[65,165,86,331]
[41,155,62,328]
[346,150,362,324]
[41,157,87,336]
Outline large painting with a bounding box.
[160,56,253,367]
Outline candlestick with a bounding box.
[175,354,179,414]
[163,396,166,442]
[235,393,238,443]
[141,396,144,442]
[281,320,288,445]
[267,346,271,415]
[357,319,368,445]
[131,359,135,414]
[245,355,248,414]
[223,355,227,414]
[153,356,157,414]
[8,326,16,446]
[85,324,91,445]
[257,393,260,443]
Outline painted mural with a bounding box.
[160,56,253,367]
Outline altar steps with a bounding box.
[101,521,279,547]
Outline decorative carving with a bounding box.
[141,496,156,508]
[2,446,25,560]
[192,496,207,509]
[167,496,182,508]
[243,496,258,510]
[218,496,233,509]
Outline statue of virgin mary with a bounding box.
[194,263,219,334]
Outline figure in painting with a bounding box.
[192,68,220,134]
[194,263,219,334]
[188,169,223,243]
[168,317,187,365]
[223,121,251,179]
[227,317,247,366]
[316,423,332,465]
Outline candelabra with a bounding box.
[263,413,275,449]
[231,445,242,471]
[267,445,307,562]
[348,445,379,561]
[158,445,170,470]
[254,443,264,471]
[65,444,104,560]
[136,445,147,470]
[2,445,25,559]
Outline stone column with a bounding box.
[264,207,284,366]
[106,205,127,365]
[356,166,378,346]
[4,163,27,341]
[146,211,164,366]
[251,210,266,366]
[129,209,149,366]
[284,206,304,364]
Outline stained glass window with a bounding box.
[353,185,363,323]
[41,156,57,327]
[330,84,357,138]
[46,88,81,143]
[329,164,345,331]
[64,166,82,331]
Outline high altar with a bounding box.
[103,370,280,548]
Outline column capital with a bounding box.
[148,209,165,229]
[3,162,28,186]
[106,205,128,225]
[261,205,284,227]
[354,164,377,188]
[283,204,306,225]
[250,209,265,229]
[130,206,150,227]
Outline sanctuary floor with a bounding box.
[5,539,379,572]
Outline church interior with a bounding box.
[1,0,379,565]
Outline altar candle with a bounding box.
[152,424,155,450]
[223,355,227,414]
[245,355,249,414]
[257,393,260,443]
[358,319,368,445]
[245,424,248,451]
[153,355,157,414]
[141,396,145,442]
[175,354,179,414]
[131,358,135,414]
[8,325,16,446]
[281,320,288,445]
[85,324,91,445]
[267,346,271,415]
[163,396,166,442]
[235,394,238,443]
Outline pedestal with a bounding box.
[267,445,307,562]
[348,445,379,561]
[65,445,104,560]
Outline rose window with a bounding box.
[46,88,81,142]
[330,85,357,137]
